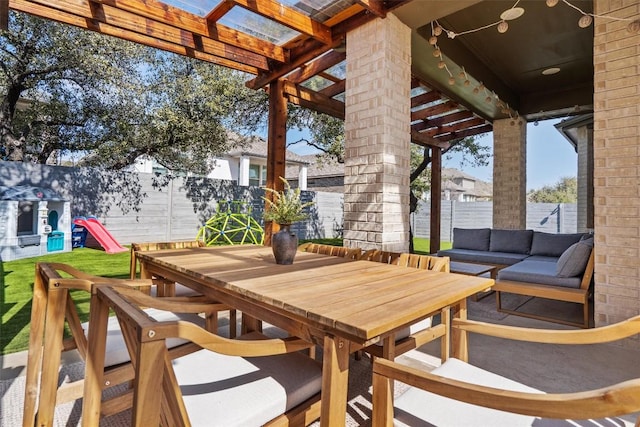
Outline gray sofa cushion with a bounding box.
[498,260,582,289]
[529,232,585,257]
[452,228,491,251]
[556,237,594,278]
[437,249,528,266]
[489,229,533,254]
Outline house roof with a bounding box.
[0,185,66,201]
[286,154,343,179]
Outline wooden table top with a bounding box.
[138,245,494,344]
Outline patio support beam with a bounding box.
[492,118,526,229]
[343,14,411,252]
[430,147,442,255]
[0,0,8,30]
[264,78,287,246]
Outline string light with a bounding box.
[497,20,509,33]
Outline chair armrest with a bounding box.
[452,316,640,344]
[373,358,640,420]
[100,286,313,357]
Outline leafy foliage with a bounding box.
[0,12,268,173]
[527,176,577,203]
[262,177,314,224]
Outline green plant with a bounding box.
[262,177,314,225]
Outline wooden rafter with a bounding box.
[246,8,374,89]
[411,90,442,108]
[9,0,260,74]
[435,124,493,142]
[411,101,458,122]
[93,0,288,62]
[283,82,345,119]
[424,117,487,138]
[319,80,345,98]
[411,130,450,150]
[354,0,386,18]
[231,0,332,45]
[286,50,345,84]
[413,111,474,132]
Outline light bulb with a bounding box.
[448,76,456,85]
[473,87,480,94]
[497,21,509,33]
[464,79,471,86]
[433,48,441,57]
[438,61,446,69]
[546,0,559,7]
[429,36,438,45]
[578,14,592,28]
[485,96,492,103]
[433,25,443,36]
[629,20,640,33]
[534,120,539,126]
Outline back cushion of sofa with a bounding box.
[489,229,533,254]
[529,232,586,257]
[452,228,491,251]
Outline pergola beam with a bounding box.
[93,0,288,62]
[10,0,260,74]
[283,82,345,119]
[231,0,332,45]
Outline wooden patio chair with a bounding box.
[22,262,228,427]
[130,240,237,337]
[359,249,402,264]
[361,253,452,360]
[298,242,362,259]
[82,285,323,426]
[372,315,640,426]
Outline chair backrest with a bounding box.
[130,240,205,279]
[298,243,362,260]
[82,286,322,426]
[359,249,402,264]
[396,253,450,272]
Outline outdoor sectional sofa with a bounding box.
[438,228,595,328]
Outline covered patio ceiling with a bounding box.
[6,0,594,149]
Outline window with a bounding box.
[17,201,35,235]
[249,164,267,187]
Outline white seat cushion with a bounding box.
[82,308,203,367]
[375,317,432,346]
[394,358,634,426]
[173,331,322,426]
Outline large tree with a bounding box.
[527,176,577,203]
[0,12,267,172]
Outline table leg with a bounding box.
[320,335,350,427]
[451,298,469,362]
[22,269,49,427]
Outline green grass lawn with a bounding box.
[1,248,132,355]
[0,238,450,355]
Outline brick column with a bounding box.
[492,118,526,229]
[576,125,594,232]
[343,14,411,252]
[593,1,640,336]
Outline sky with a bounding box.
[286,118,578,192]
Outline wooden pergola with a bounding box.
[6,0,494,249]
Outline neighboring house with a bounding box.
[440,168,493,202]
[286,154,344,193]
[135,132,310,188]
[287,156,492,201]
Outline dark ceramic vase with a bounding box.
[272,224,298,265]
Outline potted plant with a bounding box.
[263,177,314,264]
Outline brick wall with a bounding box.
[343,14,411,251]
[492,118,526,229]
[593,0,640,343]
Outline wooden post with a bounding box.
[0,1,8,31]
[429,146,442,254]
[264,78,287,246]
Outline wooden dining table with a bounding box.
[132,244,494,426]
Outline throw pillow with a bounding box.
[452,228,491,251]
[489,229,533,254]
[556,238,593,277]
[530,232,585,257]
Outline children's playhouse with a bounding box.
[0,185,72,261]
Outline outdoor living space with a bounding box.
[3,0,640,426]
